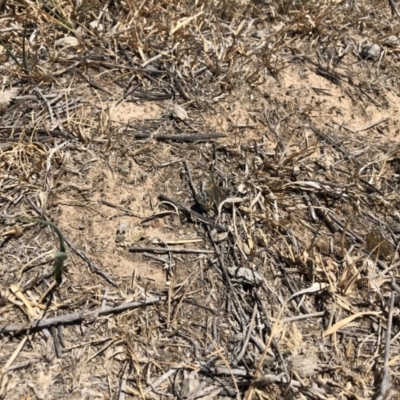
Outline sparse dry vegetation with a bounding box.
[1,0,400,398]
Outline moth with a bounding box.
[196,185,233,211]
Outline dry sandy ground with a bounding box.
[1,0,400,399]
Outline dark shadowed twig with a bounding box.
[387,0,400,19]
[159,193,228,232]
[234,302,258,364]
[129,246,214,254]
[377,281,396,399]
[132,132,226,142]
[0,296,165,334]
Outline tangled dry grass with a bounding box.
[1,0,400,399]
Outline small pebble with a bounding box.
[172,105,188,121]
[360,43,381,60]
[117,223,129,234]
[382,35,399,47]
[253,30,265,39]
